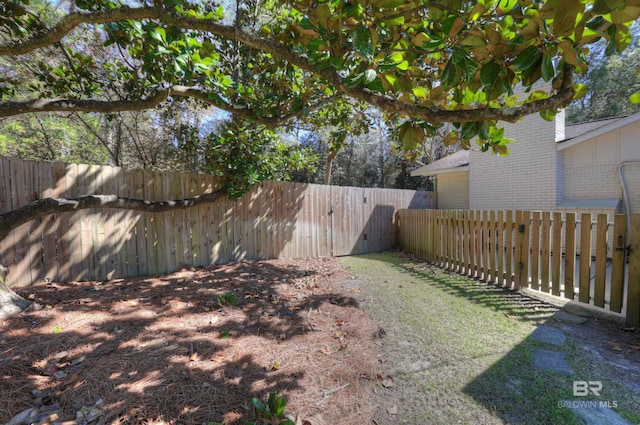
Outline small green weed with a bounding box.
[217,292,238,307]
[248,392,294,425]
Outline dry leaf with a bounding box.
[381,376,394,388]
[387,405,398,415]
[189,352,199,362]
[334,331,345,339]
[612,343,622,351]
[211,352,228,362]
[630,345,640,351]
[320,347,332,355]
[622,327,637,332]
[350,288,361,293]
[335,320,344,327]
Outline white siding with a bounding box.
[562,120,640,213]
[436,171,469,209]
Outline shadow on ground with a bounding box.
[1,258,376,425]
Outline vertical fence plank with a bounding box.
[0,159,16,282]
[473,211,480,279]
[521,210,531,290]
[52,163,70,281]
[65,163,86,281]
[505,211,514,288]
[463,211,471,276]
[514,210,523,290]
[540,212,551,293]
[564,213,577,300]
[456,210,463,273]
[482,211,489,282]
[497,211,504,286]
[487,211,495,283]
[467,210,475,278]
[132,169,148,276]
[147,170,162,274]
[593,214,608,308]
[39,162,56,283]
[530,212,541,291]
[579,213,592,304]
[552,212,563,296]
[610,215,626,313]
[626,214,640,326]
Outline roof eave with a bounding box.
[410,165,470,177]
[557,113,640,151]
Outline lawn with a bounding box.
[341,252,640,425]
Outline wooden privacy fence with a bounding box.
[0,157,434,287]
[398,209,640,326]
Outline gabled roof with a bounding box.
[410,150,469,176]
[563,116,623,140]
[558,112,640,151]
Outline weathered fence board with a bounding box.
[0,157,434,287]
[398,209,639,325]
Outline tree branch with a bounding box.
[0,189,226,243]
[0,5,577,124]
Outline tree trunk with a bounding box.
[0,265,32,320]
[324,151,337,185]
[0,189,226,319]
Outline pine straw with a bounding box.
[1,258,379,425]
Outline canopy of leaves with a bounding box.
[568,33,640,122]
[1,0,640,154]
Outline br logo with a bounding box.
[573,381,602,397]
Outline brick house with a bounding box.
[411,110,640,220]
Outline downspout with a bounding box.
[618,160,640,240]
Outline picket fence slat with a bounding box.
[610,215,626,313]
[594,214,608,308]
[579,213,592,304]
[398,208,638,325]
[564,213,576,300]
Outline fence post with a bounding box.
[626,214,640,326]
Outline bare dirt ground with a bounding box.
[1,258,379,425]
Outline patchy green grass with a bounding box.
[341,252,640,425]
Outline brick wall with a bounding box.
[436,171,469,209]
[469,112,558,210]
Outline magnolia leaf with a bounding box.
[499,0,518,11]
[461,121,480,140]
[363,69,377,84]
[316,3,331,28]
[399,122,425,151]
[448,17,465,39]
[512,46,541,71]
[413,87,428,100]
[527,90,548,102]
[553,0,582,37]
[540,109,556,121]
[480,62,500,87]
[592,0,626,14]
[541,54,555,82]
[573,83,588,99]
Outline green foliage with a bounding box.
[250,392,295,425]
[216,292,238,307]
[2,0,640,196]
[0,114,110,164]
[201,120,317,199]
[568,34,640,122]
